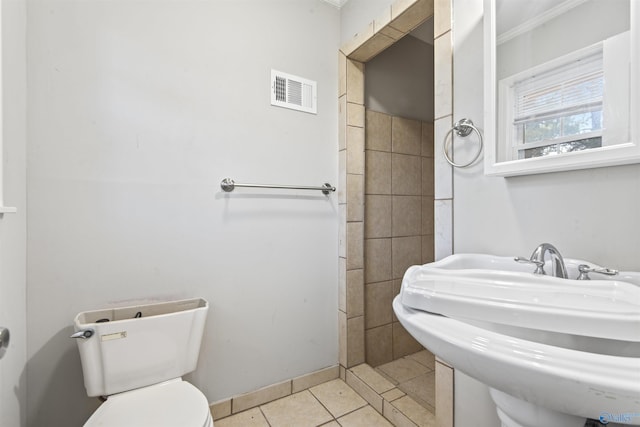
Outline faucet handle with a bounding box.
[576,264,619,280]
[514,256,545,274]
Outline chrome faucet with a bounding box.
[515,243,568,279]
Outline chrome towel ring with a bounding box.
[443,118,483,168]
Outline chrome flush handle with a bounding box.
[70,328,94,339]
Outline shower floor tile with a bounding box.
[375,350,436,414]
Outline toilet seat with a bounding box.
[84,379,213,427]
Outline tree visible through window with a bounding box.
[508,50,604,159]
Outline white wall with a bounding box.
[26,1,339,426]
[340,0,393,44]
[452,0,640,425]
[0,1,27,426]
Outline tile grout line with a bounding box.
[347,361,435,427]
[306,387,338,424]
[308,381,370,425]
[258,405,273,427]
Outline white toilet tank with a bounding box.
[73,298,208,397]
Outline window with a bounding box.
[500,46,605,160]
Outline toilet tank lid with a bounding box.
[75,297,208,326]
[83,379,211,427]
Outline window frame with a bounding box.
[498,43,605,162]
[483,0,640,177]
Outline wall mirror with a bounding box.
[484,0,640,176]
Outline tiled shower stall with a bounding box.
[338,0,455,424]
[363,110,434,367]
[337,0,438,372]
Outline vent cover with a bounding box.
[271,69,317,114]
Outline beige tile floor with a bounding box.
[215,350,436,427]
[215,378,392,427]
[375,350,436,413]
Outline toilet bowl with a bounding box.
[72,298,212,427]
[84,379,213,427]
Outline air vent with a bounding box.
[271,69,317,114]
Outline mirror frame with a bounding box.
[483,0,640,177]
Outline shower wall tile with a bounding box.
[364,195,392,239]
[422,234,435,264]
[391,0,420,22]
[434,199,453,261]
[365,151,392,195]
[346,222,364,270]
[339,96,347,151]
[392,117,422,156]
[347,103,365,128]
[392,279,402,322]
[392,195,421,237]
[434,31,452,119]
[365,324,393,367]
[422,157,435,197]
[392,236,422,279]
[392,279,402,298]
[365,281,393,329]
[346,268,364,318]
[339,257,346,313]
[434,0,451,38]
[366,110,392,152]
[339,311,347,366]
[379,24,405,41]
[339,51,347,97]
[339,204,346,258]
[391,154,421,196]
[435,361,454,427]
[347,316,365,367]
[434,116,453,199]
[363,111,434,368]
[346,174,364,222]
[391,0,433,33]
[422,196,434,235]
[392,321,423,359]
[422,121,435,158]
[338,149,347,204]
[347,126,365,175]
[364,238,392,284]
[346,59,365,104]
[349,32,396,63]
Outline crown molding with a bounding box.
[320,0,348,8]
[497,0,588,45]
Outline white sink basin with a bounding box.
[393,253,640,427]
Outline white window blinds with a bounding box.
[513,51,604,126]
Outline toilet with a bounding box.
[72,297,213,427]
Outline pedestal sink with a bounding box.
[393,253,640,427]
